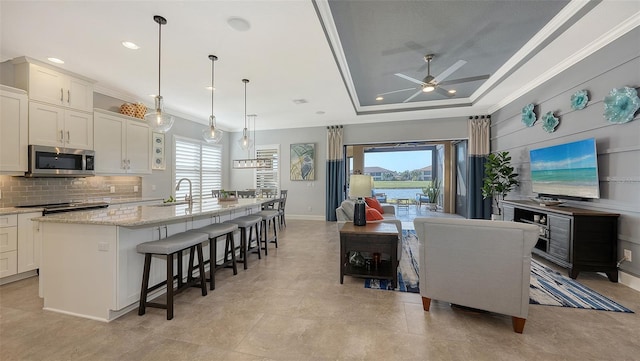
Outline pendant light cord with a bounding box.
[157,19,162,97]
[245,80,249,158]
[210,55,215,126]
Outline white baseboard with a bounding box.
[619,271,640,292]
[286,214,326,221]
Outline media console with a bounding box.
[502,200,619,282]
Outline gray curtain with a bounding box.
[326,126,344,221]
[468,117,492,219]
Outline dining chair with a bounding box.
[278,190,288,229]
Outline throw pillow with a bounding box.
[365,197,384,214]
[340,199,355,220]
[365,206,384,221]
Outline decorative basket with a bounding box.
[120,103,137,118]
[135,102,146,119]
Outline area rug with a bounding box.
[364,230,633,313]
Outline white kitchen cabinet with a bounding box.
[13,58,94,112]
[0,215,18,278]
[29,101,93,150]
[17,212,41,273]
[0,212,41,281]
[0,85,28,173]
[94,109,151,174]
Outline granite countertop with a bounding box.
[33,198,270,227]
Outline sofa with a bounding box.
[336,198,402,234]
[413,217,538,333]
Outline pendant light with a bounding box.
[202,55,223,143]
[233,80,271,169]
[144,15,174,133]
[238,79,254,150]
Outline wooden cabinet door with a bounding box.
[67,77,93,112]
[64,109,93,150]
[0,251,18,278]
[28,64,66,106]
[94,112,126,174]
[28,101,64,147]
[17,213,40,273]
[125,121,151,174]
[548,215,571,262]
[0,88,28,172]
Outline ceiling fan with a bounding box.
[379,54,490,103]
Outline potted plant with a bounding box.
[422,179,441,211]
[481,151,519,220]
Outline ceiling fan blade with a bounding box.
[402,89,423,103]
[435,87,455,98]
[439,74,491,86]
[378,87,417,96]
[433,60,467,83]
[395,73,425,86]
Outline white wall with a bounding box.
[490,28,640,278]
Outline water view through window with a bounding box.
[364,149,434,202]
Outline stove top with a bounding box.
[16,202,109,214]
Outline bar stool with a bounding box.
[188,223,238,290]
[256,208,279,255]
[224,215,262,268]
[137,231,209,320]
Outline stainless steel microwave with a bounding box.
[26,145,95,177]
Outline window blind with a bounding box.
[256,146,279,192]
[175,137,222,203]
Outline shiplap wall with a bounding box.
[490,28,640,277]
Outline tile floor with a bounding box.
[1,219,639,360]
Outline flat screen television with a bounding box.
[529,138,600,200]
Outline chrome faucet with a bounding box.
[175,178,193,208]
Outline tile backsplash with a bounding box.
[0,175,142,207]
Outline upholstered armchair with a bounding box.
[413,217,539,333]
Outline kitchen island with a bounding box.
[35,198,270,322]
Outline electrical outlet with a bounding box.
[152,185,156,191]
[110,186,115,193]
[624,249,632,262]
[0,189,2,199]
[134,185,139,192]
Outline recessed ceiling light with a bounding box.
[122,41,140,50]
[227,17,251,31]
[293,99,308,104]
[448,89,457,94]
[375,96,383,101]
[316,111,325,115]
[47,57,64,64]
[149,94,156,97]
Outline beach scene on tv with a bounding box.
[530,138,600,199]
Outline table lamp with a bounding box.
[349,174,372,226]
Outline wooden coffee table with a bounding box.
[339,222,399,289]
